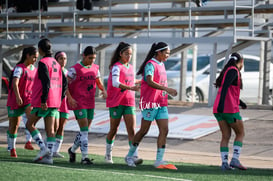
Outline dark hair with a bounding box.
[137,42,168,75]
[9,46,37,89]
[17,46,37,65]
[38,38,52,56]
[54,51,67,60]
[214,52,243,89]
[83,46,96,56]
[109,42,131,69]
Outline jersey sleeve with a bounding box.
[144,62,154,81]
[67,67,76,80]
[111,65,121,88]
[13,66,23,78]
[96,69,101,78]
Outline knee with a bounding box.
[221,133,231,141]
[238,130,245,138]
[160,127,169,137]
[109,127,118,135]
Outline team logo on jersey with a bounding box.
[87,84,93,91]
[162,91,167,97]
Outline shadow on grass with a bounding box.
[1,147,273,179]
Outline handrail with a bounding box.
[0,1,272,43]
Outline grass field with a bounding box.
[0,147,272,181]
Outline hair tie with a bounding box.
[120,45,131,54]
[56,52,67,60]
[230,56,238,61]
[155,46,169,52]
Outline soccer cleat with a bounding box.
[105,154,113,164]
[33,147,50,162]
[24,141,34,150]
[230,158,247,170]
[68,147,76,163]
[133,156,143,165]
[81,158,94,165]
[37,155,53,164]
[154,160,178,170]
[10,148,17,158]
[53,152,65,158]
[125,156,136,167]
[221,162,234,171]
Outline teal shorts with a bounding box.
[60,112,69,119]
[73,109,94,120]
[141,106,168,121]
[7,104,30,117]
[214,112,242,124]
[109,105,135,119]
[31,107,59,118]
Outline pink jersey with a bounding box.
[31,57,63,108]
[68,63,99,110]
[213,66,241,113]
[58,68,69,113]
[106,62,135,107]
[7,64,36,110]
[139,59,168,109]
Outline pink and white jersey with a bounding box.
[7,64,36,110]
[213,66,241,113]
[139,59,168,109]
[106,62,135,107]
[58,68,69,113]
[68,63,99,110]
[31,57,63,108]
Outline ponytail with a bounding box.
[137,42,168,75]
[109,42,131,69]
[214,52,243,89]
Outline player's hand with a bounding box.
[240,102,247,109]
[16,97,23,106]
[41,103,48,111]
[101,90,107,99]
[68,97,77,109]
[166,87,177,97]
[130,85,140,92]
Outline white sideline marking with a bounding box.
[1,161,192,181]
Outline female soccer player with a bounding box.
[7,46,38,157]
[26,38,67,164]
[125,42,177,170]
[105,42,142,164]
[67,46,107,165]
[213,52,247,170]
[52,51,69,158]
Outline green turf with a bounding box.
[0,147,273,181]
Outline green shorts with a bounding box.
[214,112,242,124]
[31,107,59,118]
[55,111,60,119]
[73,109,94,120]
[60,112,69,119]
[7,104,30,117]
[141,106,168,121]
[109,105,135,119]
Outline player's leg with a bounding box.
[229,113,246,170]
